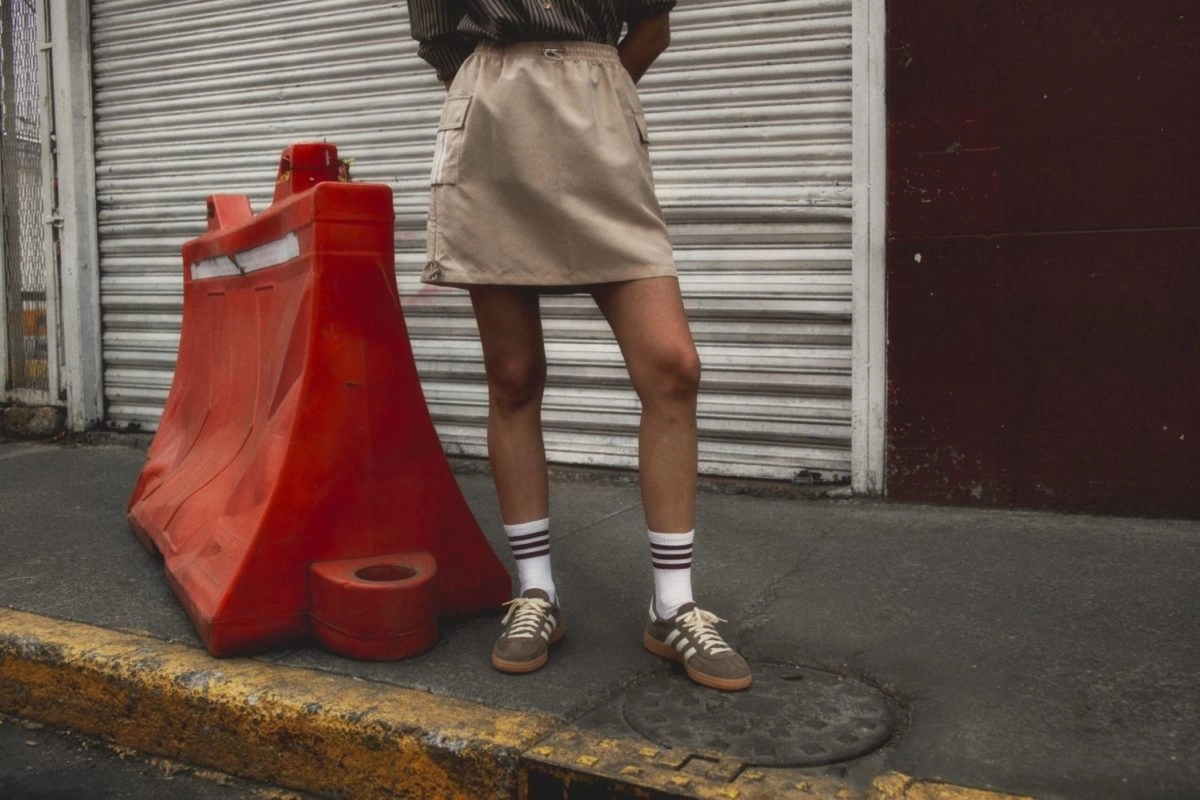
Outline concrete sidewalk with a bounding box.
[0,439,1196,799]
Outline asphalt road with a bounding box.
[0,714,317,800]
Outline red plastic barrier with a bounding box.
[127,143,511,659]
[309,552,439,660]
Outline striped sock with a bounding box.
[504,518,556,603]
[648,529,695,619]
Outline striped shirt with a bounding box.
[407,0,676,81]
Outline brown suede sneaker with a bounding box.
[643,601,752,691]
[491,589,564,674]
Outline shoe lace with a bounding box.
[678,607,733,656]
[500,597,552,640]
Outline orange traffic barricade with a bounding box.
[127,143,511,659]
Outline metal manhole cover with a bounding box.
[621,663,896,767]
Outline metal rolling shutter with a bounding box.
[91,0,851,481]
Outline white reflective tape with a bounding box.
[190,256,239,280]
[237,232,301,273]
[189,232,302,281]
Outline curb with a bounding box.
[0,607,1037,800]
[0,608,552,799]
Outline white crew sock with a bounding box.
[648,528,695,619]
[504,518,556,603]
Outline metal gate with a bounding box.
[91,0,852,481]
[0,0,55,402]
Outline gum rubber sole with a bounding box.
[491,625,565,674]
[643,631,753,692]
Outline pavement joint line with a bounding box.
[551,501,643,543]
[0,442,58,462]
[0,606,1047,800]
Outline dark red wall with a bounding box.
[885,1,1200,516]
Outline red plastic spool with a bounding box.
[127,143,511,659]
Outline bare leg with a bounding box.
[594,278,750,690]
[471,287,565,674]
[591,277,701,532]
[468,286,549,524]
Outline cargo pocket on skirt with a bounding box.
[425,95,472,281]
[632,110,650,146]
[628,109,657,182]
[430,95,472,186]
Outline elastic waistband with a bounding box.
[473,40,620,65]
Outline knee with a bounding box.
[642,344,702,405]
[486,353,546,412]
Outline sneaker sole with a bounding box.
[643,631,753,692]
[491,624,565,675]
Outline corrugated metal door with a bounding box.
[91,0,851,481]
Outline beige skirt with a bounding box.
[422,40,676,289]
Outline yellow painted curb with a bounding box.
[872,771,1037,800]
[0,607,1056,800]
[0,607,555,799]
